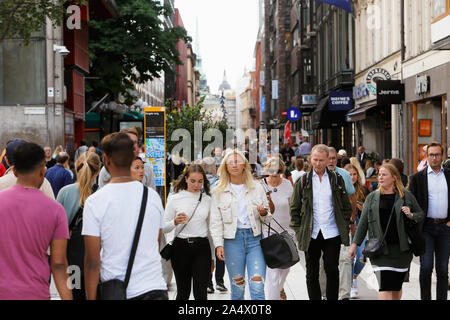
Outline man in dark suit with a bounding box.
[357,146,367,169]
[408,142,450,300]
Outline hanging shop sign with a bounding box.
[376,80,405,105]
[329,91,353,111]
[415,75,430,95]
[366,68,392,95]
[353,83,369,100]
[302,94,318,105]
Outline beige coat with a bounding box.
[209,182,272,248]
[0,168,55,199]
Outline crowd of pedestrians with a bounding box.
[0,133,449,301]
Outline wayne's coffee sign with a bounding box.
[376,80,405,105]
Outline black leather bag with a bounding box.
[261,218,300,269]
[363,204,395,260]
[97,186,148,300]
[160,193,203,261]
[403,216,426,257]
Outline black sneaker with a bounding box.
[207,286,215,294]
[216,283,228,292]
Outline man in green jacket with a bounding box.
[290,144,352,300]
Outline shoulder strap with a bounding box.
[173,192,203,240]
[381,202,396,243]
[69,207,84,231]
[124,185,148,290]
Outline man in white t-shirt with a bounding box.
[83,132,167,300]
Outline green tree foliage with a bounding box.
[0,0,81,43]
[87,0,190,105]
[166,97,229,162]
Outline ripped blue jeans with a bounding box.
[224,228,266,300]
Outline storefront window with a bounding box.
[433,0,450,19]
[415,98,446,169]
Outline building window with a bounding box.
[293,26,299,48]
[433,0,450,20]
[0,38,46,105]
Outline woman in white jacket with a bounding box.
[210,149,272,300]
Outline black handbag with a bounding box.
[97,185,148,300]
[363,204,395,259]
[261,218,300,269]
[160,193,203,261]
[403,215,426,257]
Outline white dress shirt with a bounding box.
[427,166,448,219]
[311,170,340,240]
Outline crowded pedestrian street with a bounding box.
[1,0,450,306]
[50,254,435,301]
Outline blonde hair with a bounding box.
[311,144,329,157]
[263,156,286,175]
[76,151,101,207]
[52,145,64,158]
[214,149,256,195]
[349,157,366,185]
[377,163,405,198]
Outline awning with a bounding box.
[123,111,144,120]
[85,112,100,129]
[431,35,450,51]
[312,97,348,130]
[346,103,378,122]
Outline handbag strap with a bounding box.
[69,206,83,232]
[124,185,148,290]
[172,192,203,241]
[263,217,287,236]
[380,201,396,244]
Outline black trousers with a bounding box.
[305,231,341,300]
[129,290,168,300]
[209,256,226,287]
[171,237,211,300]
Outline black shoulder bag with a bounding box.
[362,203,395,259]
[261,218,300,269]
[402,197,426,256]
[97,185,148,300]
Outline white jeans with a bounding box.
[266,266,291,300]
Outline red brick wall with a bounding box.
[175,9,188,107]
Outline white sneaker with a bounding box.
[351,287,358,299]
[351,279,358,299]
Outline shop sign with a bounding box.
[376,80,405,105]
[329,91,353,111]
[353,83,369,100]
[272,80,278,100]
[415,75,430,95]
[366,68,392,95]
[302,94,318,105]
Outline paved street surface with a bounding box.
[51,253,439,300]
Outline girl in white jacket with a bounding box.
[210,149,272,300]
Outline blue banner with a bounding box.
[313,0,352,13]
[329,91,353,111]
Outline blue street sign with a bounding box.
[261,97,265,112]
[287,107,301,121]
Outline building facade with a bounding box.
[348,0,403,160]
[402,0,450,174]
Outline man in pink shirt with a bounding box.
[0,142,72,300]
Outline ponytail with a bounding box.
[76,151,101,207]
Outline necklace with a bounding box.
[110,176,132,182]
[266,177,282,192]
